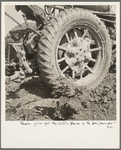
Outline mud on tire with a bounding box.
[37,8,112,89]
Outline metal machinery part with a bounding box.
[64,31,97,76]
[5,13,42,82]
[5,5,116,87]
[6,43,33,81]
[56,23,104,85]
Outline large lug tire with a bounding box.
[37,8,112,89]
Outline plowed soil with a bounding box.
[5,65,116,121]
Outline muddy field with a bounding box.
[5,65,116,121]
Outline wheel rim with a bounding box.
[56,23,105,86]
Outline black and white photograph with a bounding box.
[1,1,120,148]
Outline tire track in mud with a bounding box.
[5,67,116,121]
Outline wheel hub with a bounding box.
[65,37,92,73]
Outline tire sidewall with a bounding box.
[49,14,111,89]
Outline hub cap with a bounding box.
[56,26,103,85]
[65,36,93,74]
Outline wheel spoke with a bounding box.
[58,45,67,51]
[90,40,95,45]
[73,29,78,39]
[86,65,94,74]
[58,57,65,63]
[82,29,88,39]
[80,71,83,79]
[90,46,101,52]
[62,65,70,73]
[65,32,70,43]
[72,70,75,78]
[90,58,96,62]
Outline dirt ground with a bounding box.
[5,65,116,121]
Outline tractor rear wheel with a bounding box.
[37,8,112,89]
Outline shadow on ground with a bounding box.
[6,71,116,121]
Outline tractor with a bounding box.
[5,5,116,89]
